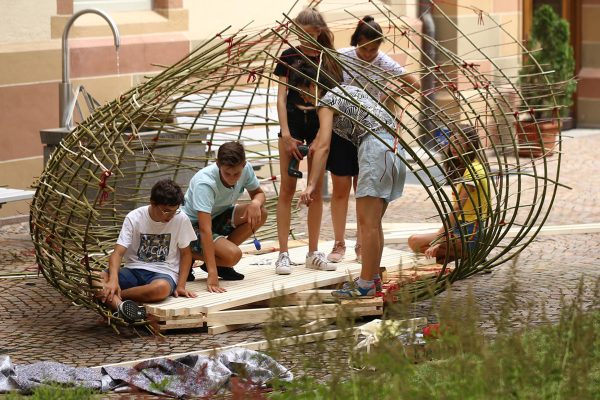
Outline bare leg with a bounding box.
[193,237,242,268]
[96,272,171,309]
[227,204,268,245]
[408,232,440,254]
[120,279,172,303]
[352,175,361,246]
[376,202,388,270]
[356,196,386,281]
[306,154,325,253]
[330,174,352,243]
[276,137,298,253]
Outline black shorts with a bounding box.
[326,133,359,176]
[278,108,319,145]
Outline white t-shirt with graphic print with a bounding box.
[338,47,406,100]
[116,205,197,282]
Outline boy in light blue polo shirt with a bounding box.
[182,141,267,293]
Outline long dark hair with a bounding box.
[288,59,339,96]
[294,8,343,83]
[350,15,383,46]
[443,125,484,182]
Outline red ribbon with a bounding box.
[99,170,112,206]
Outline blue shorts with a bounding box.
[453,221,479,251]
[356,132,406,203]
[118,268,176,295]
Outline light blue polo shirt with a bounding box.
[182,162,260,223]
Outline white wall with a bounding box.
[0,0,55,44]
[184,0,301,41]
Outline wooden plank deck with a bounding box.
[144,241,423,319]
[372,222,600,244]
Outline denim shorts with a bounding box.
[190,205,236,255]
[453,220,479,251]
[118,268,176,295]
[356,132,406,203]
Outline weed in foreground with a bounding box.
[264,269,600,399]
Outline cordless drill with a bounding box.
[287,144,309,178]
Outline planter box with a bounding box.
[516,120,560,158]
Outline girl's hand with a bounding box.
[283,135,303,160]
[299,186,315,207]
[207,274,226,293]
[424,243,441,259]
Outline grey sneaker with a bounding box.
[306,251,337,271]
[116,300,146,322]
[342,276,382,293]
[275,252,292,275]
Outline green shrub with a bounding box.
[267,275,600,399]
[519,4,576,118]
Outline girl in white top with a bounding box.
[325,16,420,264]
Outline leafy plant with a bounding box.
[266,273,600,399]
[519,4,576,118]
[4,384,97,400]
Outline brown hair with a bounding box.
[217,141,246,167]
[443,125,483,182]
[294,8,343,83]
[350,16,383,47]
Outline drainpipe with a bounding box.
[419,0,437,144]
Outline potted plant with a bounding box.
[517,4,576,157]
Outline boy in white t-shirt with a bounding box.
[98,179,197,322]
[182,141,268,293]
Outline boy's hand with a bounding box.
[102,279,121,303]
[243,202,262,230]
[207,274,226,293]
[173,285,198,298]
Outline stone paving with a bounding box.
[1,130,599,374]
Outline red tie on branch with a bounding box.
[475,8,484,25]
[98,170,112,206]
[216,33,235,61]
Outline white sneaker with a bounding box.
[306,251,337,271]
[275,252,292,275]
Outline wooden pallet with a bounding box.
[144,240,424,332]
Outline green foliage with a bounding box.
[519,4,576,118]
[4,384,97,400]
[266,275,600,400]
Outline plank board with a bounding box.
[0,187,35,205]
[144,241,417,317]
[205,298,382,325]
[353,222,600,244]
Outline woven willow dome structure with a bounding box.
[31,0,569,327]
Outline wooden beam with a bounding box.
[207,324,252,335]
[383,223,600,244]
[205,299,383,326]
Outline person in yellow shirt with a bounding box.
[408,126,489,263]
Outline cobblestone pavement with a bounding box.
[1,130,599,373]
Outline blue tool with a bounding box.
[252,231,261,251]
